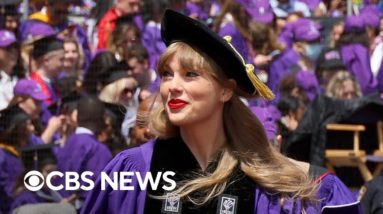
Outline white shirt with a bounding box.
[371,42,383,78]
[0,70,17,110]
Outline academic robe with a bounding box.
[0,148,23,214]
[360,173,383,214]
[30,72,59,106]
[10,189,63,211]
[141,21,166,70]
[340,44,378,95]
[81,138,360,214]
[56,133,112,200]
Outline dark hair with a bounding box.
[336,30,369,48]
[142,0,170,23]
[82,51,118,95]
[0,119,30,148]
[123,44,149,63]
[277,95,305,116]
[213,0,252,40]
[249,21,284,55]
[77,96,105,134]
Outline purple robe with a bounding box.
[56,133,112,200]
[267,48,300,98]
[81,140,360,214]
[10,189,62,211]
[141,22,166,70]
[340,44,378,94]
[0,149,23,213]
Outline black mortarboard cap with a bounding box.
[103,102,127,131]
[99,62,130,87]
[32,35,64,59]
[48,91,82,115]
[0,0,22,6]
[21,144,57,170]
[161,9,274,99]
[0,105,29,132]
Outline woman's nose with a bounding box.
[168,76,183,93]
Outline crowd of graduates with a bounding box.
[1,0,383,213]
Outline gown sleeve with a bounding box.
[81,141,154,214]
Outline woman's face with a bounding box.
[118,78,138,106]
[63,42,79,69]
[160,55,227,126]
[340,79,357,100]
[0,45,18,72]
[20,97,42,119]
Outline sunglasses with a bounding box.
[121,87,137,95]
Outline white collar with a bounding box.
[75,127,94,135]
[0,70,12,82]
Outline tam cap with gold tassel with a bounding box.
[161,9,275,100]
[223,36,275,100]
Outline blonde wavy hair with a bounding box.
[326,71,362,99]
[149,42,319,207]
[98,77,138,106]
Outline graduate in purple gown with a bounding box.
[10,144,75,211]
[141,0,169,71]
[0,106,33,213]
[56,96,112,204]
[213,0,256,63]
[82,10,361,214]
[338,15,378,95]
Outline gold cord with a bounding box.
[223,36,275,100]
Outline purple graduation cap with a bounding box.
[19,20,56,43]
[236,0,274,24]
[292,18,321,42]
[360,5,382,29]
[344,15,365,33]
[295,70,320,101]
[297,0,321,11]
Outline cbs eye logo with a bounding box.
[24,171,45,191]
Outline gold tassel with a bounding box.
[223,36,275,100]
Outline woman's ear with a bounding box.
[221,79,236,102]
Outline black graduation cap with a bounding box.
[99,62,130,87]
[0,1,19,16]
[0,105,29,132]
[21,144,57,170]
[161,9,274,99]
[116,14,135,27]
[32,35,64,59]
[48,91,82,115]
[0,0,22,6]
[103,102,127,131]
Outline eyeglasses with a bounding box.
[121,87,137,95]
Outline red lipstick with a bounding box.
[168,99,188,110]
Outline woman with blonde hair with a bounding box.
[98,63,139,140]
[82,10,359,214]
[326,71,362,100]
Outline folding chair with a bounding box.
[325,123,373,182]
[366,121,383,177]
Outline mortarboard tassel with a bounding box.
[223,36,275,100]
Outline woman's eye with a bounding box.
[186,71,199,77]
[160,71,173,79]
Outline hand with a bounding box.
[280,115,299,131]
[253,54,271,66]
[139,89,152,101]
[47,115,66,132]
[61,194,77,205]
